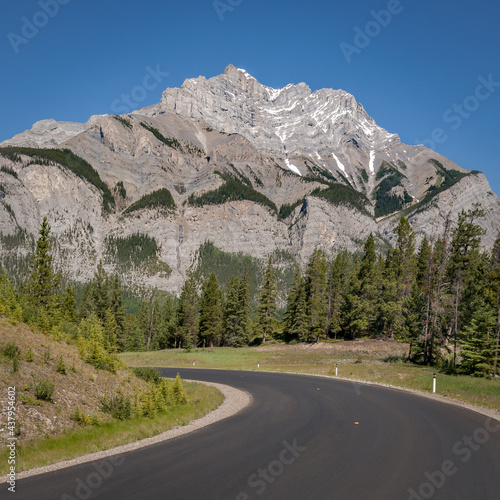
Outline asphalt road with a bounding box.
[12,368,500,500]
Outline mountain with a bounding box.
[1,65,499,294]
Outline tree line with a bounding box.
[1,209,499,378]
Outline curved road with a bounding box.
[15,369,500,500]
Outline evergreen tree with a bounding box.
[380,217,416,339]
[222,276,241,346]
[447,206,486,366]
[60,284,77,323]
[152,295,177,349]
[27,217,59,308]
[177,273,199,349]
[304,249,328,342]
[347,233,381,338]
[255,256,278,344]
[407,235,432,363]
[236,266,251,344]
[283,264,308,342]
[490,233,500,374]
[327,251,352,339]
[109,274,126,347]
[221,269,250,347]
[199,271,223,347]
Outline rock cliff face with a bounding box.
[1,65,499,293]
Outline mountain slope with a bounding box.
[1,65,499,293]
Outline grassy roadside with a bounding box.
[1,382,223,475]
[120,343,500,412]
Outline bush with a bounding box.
[100,393,132,420]
[34,379,55,401]
[25,347,34,362]
[70,408,91,426]
[1,342,20,360]
[55,356,67,375]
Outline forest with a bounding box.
[1,206,499,378]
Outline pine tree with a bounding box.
[177,273,199,349]
[304,249,328,342]
[221,270,250,347]
[236,266,251,345]
[327,251,352,339]
[380,217,416,339]
[447,206,486,367]
[283,264,306,342]
[222,276,241,346]
[109,274,125,346]
[490,233,500,374]
[152,295,177,349]
[199,271,223,347]
[347,233,381,338]
[255,256,278,344]
[61,284,77,323]
[27,217,59,309]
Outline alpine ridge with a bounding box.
[1,65,499,293]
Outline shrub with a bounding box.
[34,379,55,401]
[25,347,34,362]
[70,408,91,426]
[55,356,67,375]
[1,342,20,359]
[172,374,188,405]
[100,393,132,420]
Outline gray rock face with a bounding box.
[1,65,499,294]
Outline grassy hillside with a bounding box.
[0,317,223,474]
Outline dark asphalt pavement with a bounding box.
[11,368,500,500]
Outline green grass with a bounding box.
[0,382,223,475]
[120,345,500,411]
[329,362,500,404]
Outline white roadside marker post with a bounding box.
[335,363,338,377]
[433,373,436,394]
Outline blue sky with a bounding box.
[1,0,499,195]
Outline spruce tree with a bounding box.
[177,273,199,349]
[348,233,381,338]
[380,217,416,339]
[283,264,307,342]
[27,217,59,308]
[222,276,241,346]
[447,206,486,367]
[199,271,223,347]
[255,256,278,344]
[490,233,500,374]
[305,249,328,342]
[327,251,352,339]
